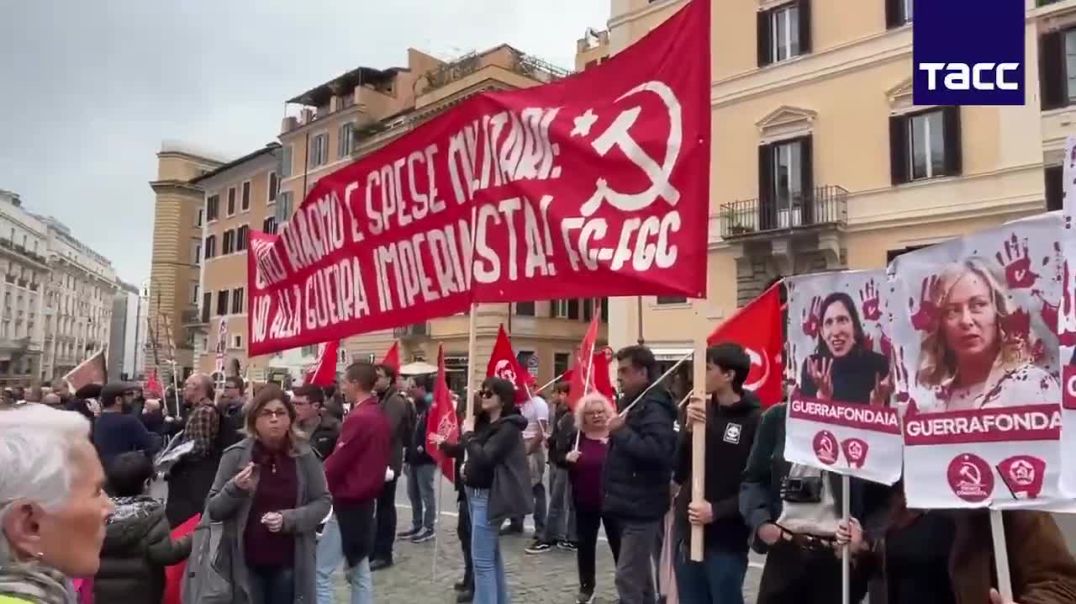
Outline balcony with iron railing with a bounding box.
[719,185,849,240]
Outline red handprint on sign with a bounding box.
[996,233,1039,290]
[859,280,882,322]
[890,345,915,406]
[863,333,875,353]
[909,275,941,332]
[1000,307,1031,343]
[802,296,823,338]
[1032,290,1059,338]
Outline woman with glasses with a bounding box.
[205,385,331,604]
[434,377,531,604]
[555,392,620,604]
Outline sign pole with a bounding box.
[990,509,1014,601]
[465,304,479,420]
[841,474,851,604]
[689,311,706,562]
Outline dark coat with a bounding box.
[379,388,413,474]
[602,385,678,522]
[461,413,532,524]
[405,410,436,466]
[305,413,342,461]
[94,496,192,604]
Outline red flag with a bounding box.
[162,513,200,604]
[380,342,401,372]
[426,345,458,482]
[707,283,783,407]
[567,314,602,410]
[485,325,534,402]
[304,340,339,387]
[144,369,164,398]
[591,346,615,399]
[64,348,107,392]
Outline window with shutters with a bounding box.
[195,208,204,227]
[222,229,235,255]
[554,353,571,378]
[231,287,245,314]
[889,108,961,184]
[204,235,217,259]
[268,172,278,203]
[191,240,201,266]
[276,191,294,224]
[262,216,278,235]
[241,181,251,211]
[551,299,569,318]
[758,1,810,67]
[310,133,329,168]
[202,292,212,323]
[1040,29,1076,110]
[758,135,813,230]
[339,122,355,158]
[567,299,580,320]
[885,0,912,28]
[227,187,237,216]
[216,290,230,316]
[206,195,219,221]
[1045,165,1063,211]
[280,146,293,178]
[514,301,535,316]
[236,226,249,252]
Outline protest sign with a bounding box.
[889,213,1065,508]
[1060,136,1076,497]
[246,0,710,356]
[784,271,902,484]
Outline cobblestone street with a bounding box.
[329,476,763,603]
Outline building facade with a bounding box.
[0,190,49,385]
[600,0,1071,371]
[108,281,146,381]
[147,144,223,382]
[38,216,118,382]
[189,144,281,379]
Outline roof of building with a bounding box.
[287,65,404,107]
[191,143,281,185]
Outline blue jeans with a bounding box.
[407,463,437,531]
[468,488,509,604]
[248,565,294,604]
[675,546,747,604]
[316,513,374,604]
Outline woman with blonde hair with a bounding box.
[555,392,621,604]
[0,404,113,603]
[205,384,331,604]
[916,257,1061,411]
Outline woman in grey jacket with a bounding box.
[206,385,331,604]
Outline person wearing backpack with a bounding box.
[165,373,226,528]
[95,452,193,603]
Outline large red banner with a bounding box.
[246,0,710,356]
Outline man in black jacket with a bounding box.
[293,384,341,460]
[674,344,762,603]
[535,381,576,553]
[370,363,416,570]
[604,345,677,604]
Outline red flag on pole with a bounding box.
[64,348,107,392]
[426,345,458,482]
[144,369,164,398]
[304,340,339,387]
[707,283,783,407]
[485,325,534,402]
[567,313,602,411]
[380,342,401,372]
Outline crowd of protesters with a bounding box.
[2,341,1076,604]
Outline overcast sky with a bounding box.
[0,0,609,286]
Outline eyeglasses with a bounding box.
[479,391,494,399]
[258,409,289,419]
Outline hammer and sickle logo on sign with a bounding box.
[494,359,517,385]
[576,80,683,217]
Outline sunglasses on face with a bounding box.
[479,390,494,399]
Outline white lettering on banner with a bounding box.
[790,399,900,429]
[905,409,1062,439]
[281,191,346,271]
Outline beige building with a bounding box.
[0,190,49,384]
[599,0,1071,374]
[189,45,605,389]
[148,144,223,381]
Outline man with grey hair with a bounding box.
[165,372,223,527]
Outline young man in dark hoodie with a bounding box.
[674,343,762,603]
[95,452,192,604]
[604,345,678,604]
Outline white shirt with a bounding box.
[520,395,549,439]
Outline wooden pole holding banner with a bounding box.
[841,474,851,604]
[689,311,707,562]
[464,304,479,420]
[990,509,1014,601]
